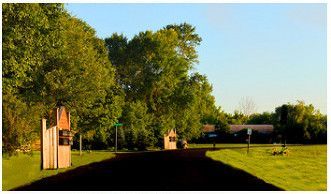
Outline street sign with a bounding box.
[247,128,252,135]
[113,123,123,127]
[113,123,123,153]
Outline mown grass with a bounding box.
[2,151,115,191]
[206,145,326,191]
[189,143,279,149]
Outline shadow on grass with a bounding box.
[13,148,282,191]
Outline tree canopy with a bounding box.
[2,3,122,153]
[274,101,327,143]
[105,23,221,149]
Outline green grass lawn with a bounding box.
[206,145,326,191]
[189,143,281,149]
[2,151,115,191]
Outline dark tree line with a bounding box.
[273,101,327,144]
[211,101,327,144]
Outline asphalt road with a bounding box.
[14,148,282,191]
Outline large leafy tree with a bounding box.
[274,101,327,143]
[173,73,221,140]
[2,3,66,153]
[2,3,123,153]
[2,4,64,97]
[106,23,223,148]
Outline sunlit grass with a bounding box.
[2,151,115,190]
[206,145,326,191]
[189,143,278,149]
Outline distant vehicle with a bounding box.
[207,133,218,138]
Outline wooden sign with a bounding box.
[41,106,71,169]
[164,129,177,150]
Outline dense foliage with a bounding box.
[105,23,221,149]
[222,101,327,144]
[274,101,327,143]
[2,3,123,154]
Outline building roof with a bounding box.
[229,124,274,134]
[164,129,176,137]
[202,124,216,133]
[58,106,70,130]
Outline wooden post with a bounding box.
[55,108,59,168]
[79,133,82,156]
[53,126,57,168]
[41,119,46,170]
[68,111,71,165]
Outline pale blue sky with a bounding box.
[66,3,327,114]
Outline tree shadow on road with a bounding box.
[14,148,283,191]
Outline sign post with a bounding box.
[116,125,117,153]
[208,133,217,149]
[113,123,123,153]
[247,128,252,154]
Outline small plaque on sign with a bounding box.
[247,128,252,135]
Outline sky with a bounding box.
[66,3,327,114]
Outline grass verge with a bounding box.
[2,151,115,190]
[206,145,326,191]
[189,143,280,149]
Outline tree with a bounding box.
[274,101,327,143]
[105,23,207,147]
[247,112,275,124]
[227,111,249,125]
[172,73,219,141]
[165,22,202,65]
[2,3,66,153]
[2,94,43,154]
[2,3,123,153]
[214,109,230,133]
[238,96,257,117]
[2,4,65,97]
[121,101,156,150]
